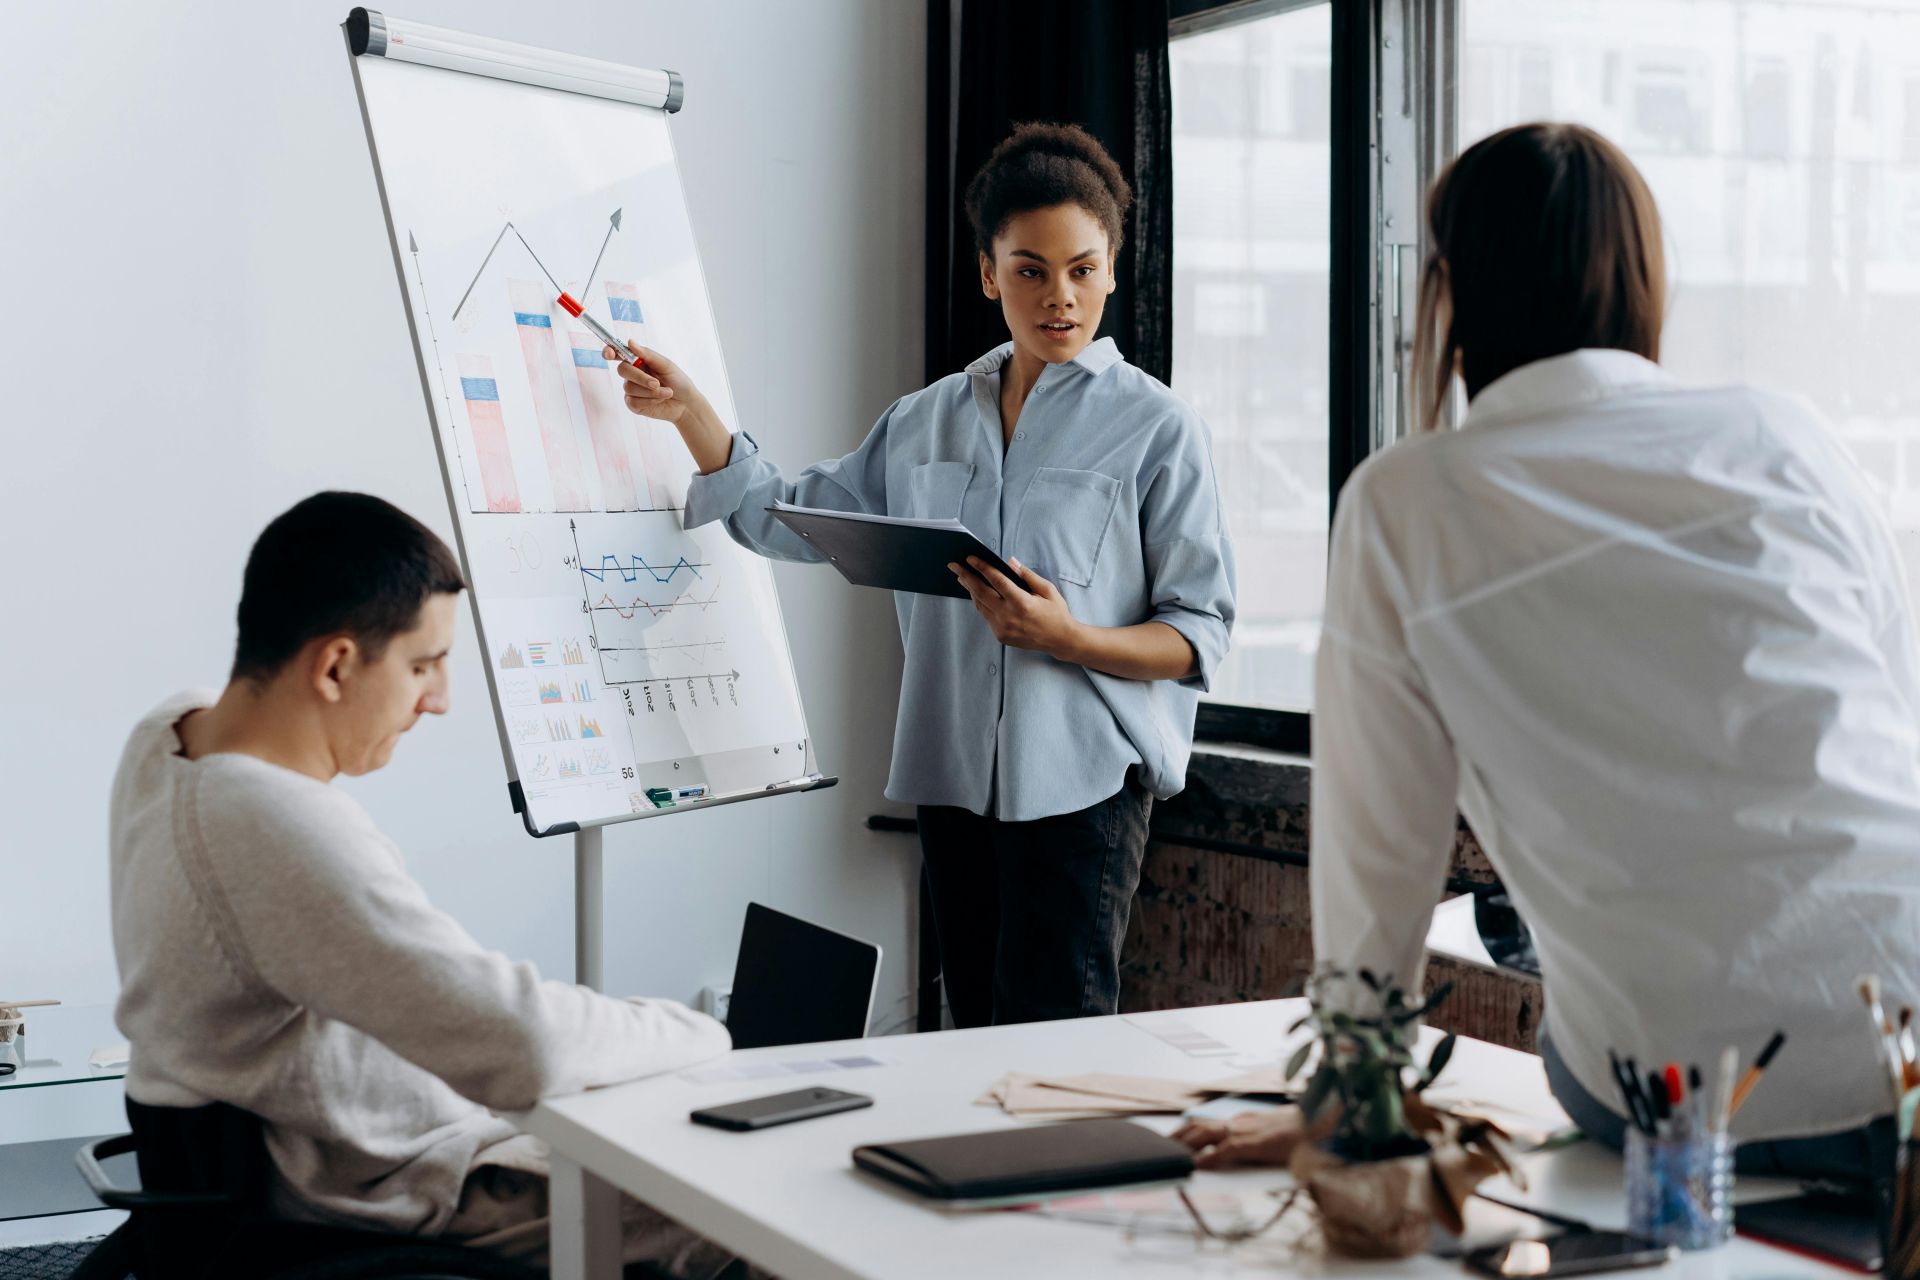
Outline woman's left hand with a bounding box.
[950,556,1081,659]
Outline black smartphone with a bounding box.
[689,1086,874,1132]
[1463,1232,1677,1278]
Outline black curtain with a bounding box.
[925,0,1173,387]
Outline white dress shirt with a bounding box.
[1312,348,1920,1140]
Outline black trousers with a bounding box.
[917,773,1152,1028]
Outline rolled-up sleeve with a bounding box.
[1140,417,1236,691]
[682,404,896,563]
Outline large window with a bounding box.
[1171,1,1333,718]
[1461,0,1920,609]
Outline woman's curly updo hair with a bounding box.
[964,122,1132,260]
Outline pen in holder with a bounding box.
[1624,1126,1731,1249]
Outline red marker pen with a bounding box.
[557,293,643,366]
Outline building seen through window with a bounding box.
[1171,2,1332,715]
[1465,0,1920,604]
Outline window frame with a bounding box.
[1179,0,1449,755]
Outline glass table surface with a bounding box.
[0,1005,127,1090]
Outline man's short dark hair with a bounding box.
[232,491,467,681]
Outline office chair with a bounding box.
[68,1098,549,1280]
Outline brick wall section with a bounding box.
[1118,749,1541,1052]
[1427,955,1542,1053]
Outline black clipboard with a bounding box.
[767,503,1026,600]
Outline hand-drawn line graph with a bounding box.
[450,210,621,324]
[610,637,729,667]
[591,583,724,620]
[580,552,708,585]
[569,520,741,691]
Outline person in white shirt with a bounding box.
[110,491,750,1277]
[1306,123,1920,1179]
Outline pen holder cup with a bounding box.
[1624,1127,1732,1249]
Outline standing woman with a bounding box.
[1308,123,1920,1174]
[609,124,1236,1027]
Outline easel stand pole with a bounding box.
[575,826,604,991]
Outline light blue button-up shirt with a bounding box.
[684,338,1236,821]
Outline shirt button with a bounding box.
[988,663,998,675]
[1015,432,1025,440]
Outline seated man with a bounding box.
[110,491,740,1277]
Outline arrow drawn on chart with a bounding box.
[583,208,621,299]
[409,230,474,509]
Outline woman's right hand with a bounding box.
[606,342,700,424]
[604,341,735,475]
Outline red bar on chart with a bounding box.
[567,330,640,511]
[456,354,522,512]
[509,279,590,511]
[606,281,678,510]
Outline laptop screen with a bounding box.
[726,902,881,1051]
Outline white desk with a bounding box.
[515,1001,1845,1280]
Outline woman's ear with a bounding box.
[1107,250,1119,294]
[979,251,999,300]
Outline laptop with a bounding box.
[725,902,882,1051]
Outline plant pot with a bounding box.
[1287,1111,1516,1260]
[1290,1144,1438,1260]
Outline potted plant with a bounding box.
[1280,966,1517,1258]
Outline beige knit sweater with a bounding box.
[108,691,729,1234]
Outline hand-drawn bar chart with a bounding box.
[417,210,682,519]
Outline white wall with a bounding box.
[0,1,924,1139]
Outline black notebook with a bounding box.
[1735,1194,1881,1271]
[766,502,1025,600]
[851,1119,1195,1203]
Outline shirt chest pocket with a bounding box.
[1013,467,1123,588]
[906,461,975,520]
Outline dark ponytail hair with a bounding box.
[963,122,1132,259]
